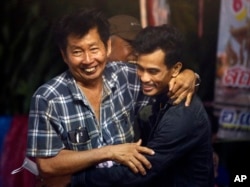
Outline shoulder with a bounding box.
[170,95,204,114]
[104,62,138,83]
[162,95,207,125]
[105,62,137,73]
[33,71,72,99]
[157,95,209,137]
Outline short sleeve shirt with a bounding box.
[26,62,150,157]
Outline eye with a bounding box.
[136,64,143,72]
[90,47,99,53]
[148,69,159,75]
[72,50,82,57]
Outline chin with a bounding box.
[143,91,156,97]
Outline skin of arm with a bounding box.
[168,69,197,106]
[36,141,154,187]
[36,140,154,178]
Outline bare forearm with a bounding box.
[37,141,154,178]
[37,147,111,177]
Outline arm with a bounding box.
[36,148,112,177]
[168,69,200,106]
[37,141,154,187]
[28,90,154,177]
[36,148,114,187]
[72,102,203,187]
[37,140,154,177]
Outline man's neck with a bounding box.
[77,78,103,122]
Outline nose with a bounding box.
[83,52,94,64]
[139,71,151,83]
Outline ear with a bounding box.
[171,62,182,78]
[106,38,112,57]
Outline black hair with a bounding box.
[133,24,184,69]
[53,8,110,53]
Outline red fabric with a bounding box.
[146,0,170,26]
[146,0,155,26]
[0,115,36,187]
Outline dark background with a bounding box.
[0,0,219,114]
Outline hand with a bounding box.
[108,139,154,175]
[36,175,71,187]
[168,69,197,106]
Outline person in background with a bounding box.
[108,14,142,63]
[26,8,198,187]
[71,24,214,187]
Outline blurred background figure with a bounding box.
[108,15,142,63]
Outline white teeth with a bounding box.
[84,67,96,72]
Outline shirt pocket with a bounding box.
[66,127,92,151]
[67,139,92,151]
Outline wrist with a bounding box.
[101,145,114,161]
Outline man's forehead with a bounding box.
[137,50,166,67]
[67,29,103,45]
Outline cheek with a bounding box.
[115,44,126,52]
[115,50,127,61]
[110,45,119,55]
[153,74,168,86]
[159,75,171,87]
[69,56,83,66]
[95,50,108,60]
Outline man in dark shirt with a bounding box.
[71,24,214,187]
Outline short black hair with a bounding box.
[53,8,110,52]
[133,24,184,69]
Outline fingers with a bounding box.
[126,160,139,174]
[134,151,152,169]
[110,143,155,175]
[126,151,152,175]
[135,145,154,171]
[135,139,142,146]
[185,92,193,107]
[125,144,154,174]
[127,156,146,175]
[168,69,197,105]
[169,84,188,104]
[168,79,196,106]
[168,77,175,92]
[168,79,189,98]
[172,89,188,104]
[137,145,155,156]
[168,85,183,100]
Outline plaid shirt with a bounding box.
[26,62,150,157]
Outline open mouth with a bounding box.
[83,66,97,73]
[142,84,154,92]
